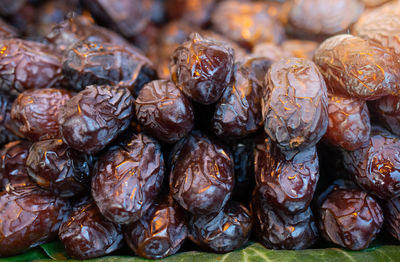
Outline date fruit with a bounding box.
[58,85,134,154]
[59,202,123,259]
[0,93,19,146]
[319,188,383,250]
[370,95,400,136]
[384,196,400,241]
[92,133,164,224]
[262,57,328,157]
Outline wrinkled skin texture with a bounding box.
[211,1,285,49]
[288,0,364,35]
[384,196,400,241]
[63,41,156,94]
[92,133,164,224]
[252,193,318,250]
[324,94,371,151]
[371,95,400,136]
[343,126,400,200]
[26,139,92,197]
[189,201,252,253]
[59,202,123,259]
[169,132,234,215]
[353,14,400,56]
[58,85,134,154]
[166,0,215,27]
[0,186,70,257]
[0,18,17,39]
[254,135,319,214]
[82,0,152,38]
[212,57,270,138]
[135,80,194,144]
[281,40,319,60]
[0,140,32,190]
[262,57,328,158]
[11,88,72,141]
[0,39,63,95]
[46,14,133,53]
[313,34,400,100]
[0,93,19,146]
[170,33,234,105]
[125,198,187,259]
[319,188,384,250]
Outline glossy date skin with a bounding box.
[189,201,252,253]
[319,188,384,250]
[169,132,234,215]
[0,186,70,257]
[370,95,400,136]
[384,196,400,241]
[313,34,400,100]
[58,85,134,154]
[252,193,318,250]
[0,140,32,190]
[324,94,371,151]
[170,33,234,105]
[26,139,92,198]
[125,198,187,259]
[63,41,156,94]
[288,0,363,36]
[135,80,194,144]
[92,133,164,225]
[211,1,285,49]
[254,135,319,214]
[262,57,328,157]
[0,39,64,95]
[59,202,123,259]
[11,88,72,141]
[212,56,269,139]
[343,126,400,200]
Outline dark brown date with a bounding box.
[288,0,363,36]
[59,202,123,259]
[11,88,72,141]
[170,33,234,105]
[189,201,252,253]
[313,34,400,100]
[343,126,400,200]
[62,41,156,94]
[0,140,32,190]
[125,198,187,259]
[324,94,371,151]
[384,196,400,241]
[262,57,328,157]
[135,80,194,144]
[82,0,152,38]
[166,0,215,27]
[26,139,92,197]
[319,188,384,250]
[0,93,19,146]
[211,1,285,49]
[0,186,70,257]
[58,85,134,154]
[370,95,400,136]
[0,39,63,95]
[252,193,318,250]
[169,132,234,215]
[0,18,17,39]
[212,56,269,138]
[92,133,164,224]
[254,135,319,214]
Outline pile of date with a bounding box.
[1,0,400,259]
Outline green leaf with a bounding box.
[40,241,68,260]
[30,243,400,262]
[0,247,48,262]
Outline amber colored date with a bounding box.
[313,34,400,100]
[11,88,72,141]
[59,202,123,259]
[92,133,164,224]
[125,198,187,259]
[0,186,70,257]
[58,85,134,154]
